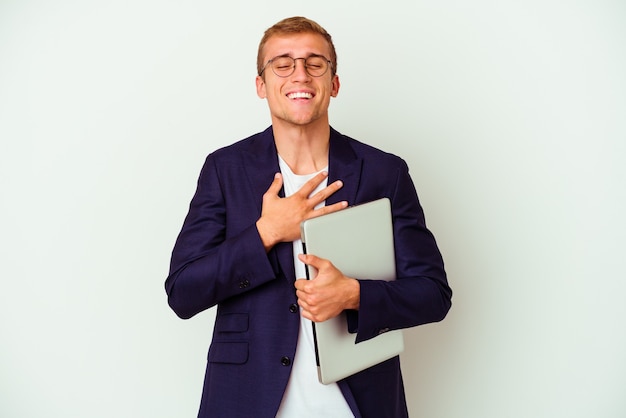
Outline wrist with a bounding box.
[256,219,278,252]
[346,278,360,310]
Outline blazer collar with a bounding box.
[242,126,362,209]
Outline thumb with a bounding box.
[265,172,283,195]
[298,253,326,269]
[298,253,320,280]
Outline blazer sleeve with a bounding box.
[353,159,452,343]
[164,154,277,319]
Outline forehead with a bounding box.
[262,33,331,61]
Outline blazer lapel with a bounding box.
[327,127,362,207]
[242,126,282,210]
[241,127,295,282]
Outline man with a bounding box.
[165,16,452,418]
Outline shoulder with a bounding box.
[208,126,274,160]
[330,127,407,168]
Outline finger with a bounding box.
[300,308,313,322]
[309,180,344,204]
[297,171,329,197]
[265,172,283,195]
[294,278,307,291]
[308,201,348,219]
[298,253,326,270]
[298,252,312,266]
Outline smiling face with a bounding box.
[256,32,340,129]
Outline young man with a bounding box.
[165,16,452,418]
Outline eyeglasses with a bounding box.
[259,55,333,78]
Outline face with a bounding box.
[256,33,340,129]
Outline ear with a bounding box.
[256,75,266,99]
[330,74,340,98]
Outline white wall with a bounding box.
[1,1,624,417]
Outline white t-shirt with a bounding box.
[275,156,354,418]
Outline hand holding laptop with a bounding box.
[294,253,360,322]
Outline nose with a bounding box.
[291,58,311,79]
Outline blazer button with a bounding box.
[289,303,298,313]
[238,279,250,289]
[281,356,291,366]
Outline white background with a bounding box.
[1,1,625,417]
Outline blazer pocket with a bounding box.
[214,313,249,333]
[208,342,248,364]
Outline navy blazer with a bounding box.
[166,126,452,418]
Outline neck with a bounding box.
[272,120,331,175]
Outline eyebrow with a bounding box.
[272,53,326,59]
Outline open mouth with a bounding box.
[287,92,314,100]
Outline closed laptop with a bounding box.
[300,198,404,384]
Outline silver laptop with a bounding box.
[300,198,404,384]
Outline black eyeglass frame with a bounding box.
[259,55,333,78]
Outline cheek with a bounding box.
[267,88,283,104]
